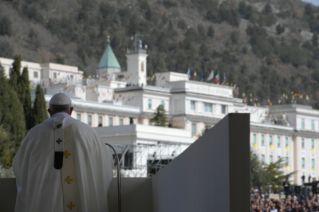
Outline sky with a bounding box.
[302,0,319,6]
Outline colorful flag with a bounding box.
[187,67,190,78]
[200,73,204,81]
[194,68,197,79]
[215,71,220,84]
[207,70,214,81]
[222,73,226,85]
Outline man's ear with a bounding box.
[48,108,53,117]
[69,107,74,115]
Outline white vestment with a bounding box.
[13,112,113,212]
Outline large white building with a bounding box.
[1,38,318,184]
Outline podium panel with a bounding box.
[152,114,250,212]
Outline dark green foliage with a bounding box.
[9,55,22,92]
[33,85,48,126]
[247,26,272,57]
[178,19,187,30]
[0,17,12,36]
[207,25,214,37]
[0,67,26,149]
[250,151,294,190]
[218,2,239,27]
[150,105,168,127]
[276,24,285,35]
[19,67,33,130]
[0,126,15,169]
[230,31,239,44]
[313,32,318,47]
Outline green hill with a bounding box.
[1,0,319,107]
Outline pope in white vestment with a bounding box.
[13,93,113,212]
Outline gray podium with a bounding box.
[0,114,250,212]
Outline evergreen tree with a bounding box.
[33,84,48,126]
[9,55,22,92]
[150,105,168,127]
[19,67,33,130]
[0,66,26,149]
[0,126,15,169]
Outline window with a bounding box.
[98,116,103,126]
[286,157,289,166]
[269,135,273,146]
[77,114,81,121]
[312,120,315,130]
[53,72,57,79]
[312,139,315,149]
[204,103,212,113]
[302,138,305,149]
[277,136,281,148]
[148,99,152,109]
[221,105,226,114]
[270,155,273,163]
[34,71,38,78]
[190,101,195,110]
[161,101,164,107]
[302,158,305,168]
[109,117,113,126]
[301,119,305,129]
[285,137,289,147]
[192,124,196,135]
[70,75,74,79]
[141,62,144,72]
[312,159,315,169]
[261,155,265,163]
[278,156,281,162]
[261,135,265,146]
[88,115,92,126]
[119,119,124,126]
[253,134,256,144]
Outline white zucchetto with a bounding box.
[49,93,72,105]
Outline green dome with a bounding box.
[98,38,121,69]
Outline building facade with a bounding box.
[1,39,319,183]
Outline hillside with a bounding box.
[1,0,319,107]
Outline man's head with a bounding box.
[48,93,73,116]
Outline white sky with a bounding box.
[302,0,319,6]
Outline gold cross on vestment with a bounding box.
[64,150,71,158]
[64,176,73,184]
[67,202,75,210]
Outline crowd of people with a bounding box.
[250,187,319,212]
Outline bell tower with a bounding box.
[126,34,148,86]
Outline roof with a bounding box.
[97,38,121,69]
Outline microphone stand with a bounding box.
[105,143,121,212]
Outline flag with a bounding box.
[194,68,197,79]
[207,70,214,81]
[200,73,204,81]
[222,73,226,85]
[187,67,190,78]
[215,71,220,83]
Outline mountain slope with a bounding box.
[1,0,319,107]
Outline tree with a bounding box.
[312,32,318,47]
[19,67,33,130]
[150,105,168,127]
[0,126,15,169]
[207,25,214,37]
[0,17,12,36]
[250,151,294,190]
[0,66,26,149]
[33,85,48,126]
[9,55,22,92]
